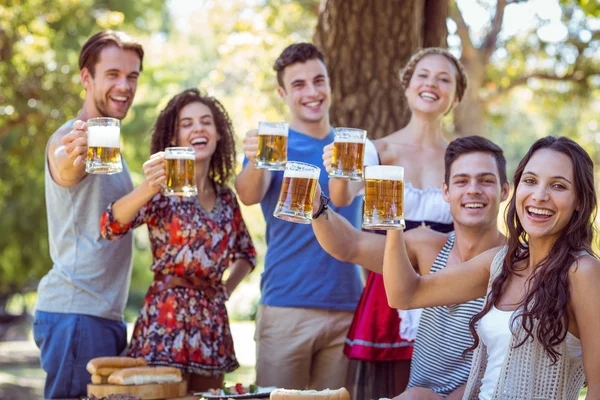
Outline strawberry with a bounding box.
[235,383,244,394]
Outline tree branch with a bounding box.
[450,1,478,61]
[481,0,507,62]
[483,70,597,105]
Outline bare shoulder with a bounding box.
[372,137,389,158]
[406,227,447,249]
[569,253,600,284]
[373,132,404,165]
[476,246,505,273]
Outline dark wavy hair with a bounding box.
[150,88,236,186]
[466,136,597,363]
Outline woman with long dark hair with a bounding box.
[383,136,599,399]
[100,89,256,391]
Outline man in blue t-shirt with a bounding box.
[235,43,364,390]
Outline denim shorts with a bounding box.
[33,310,127,399]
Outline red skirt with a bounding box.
[344,221,454,362]
[344,272,413,361]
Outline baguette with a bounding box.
[270,388,350,400]
[107,366,182,385]
[90,374,106,384]
[97,367,123,376]
[86,357,146,375]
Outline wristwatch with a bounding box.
[312,193,330,219]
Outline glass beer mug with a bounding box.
[85,117,123,174]
[255,122,289,170]
[273,161,320,224]
[362,165,405,230]
[329,127,367,181]
[163,147,198,197]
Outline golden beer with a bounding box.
[329,128,367,180]
[85,118,123,175]
[255,122,288,170]
[273,162,320,224]
[164,147,197,197]
[362,166,405,230]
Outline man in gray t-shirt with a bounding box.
[34,30,144,399]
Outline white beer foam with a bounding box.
[165,152,195,160]
[284,169,320,179]
[334,137,365,144]
[258,122,289,136]
[364,165,404,181]
[87,126,120,148]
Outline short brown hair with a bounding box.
[79,30,144,77]
[400,48,468,102]
[444,135,507,185]
[273,43,325,88]
[150,89,236,186]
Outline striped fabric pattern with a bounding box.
[406,232,485,397]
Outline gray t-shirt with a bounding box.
[36,121,134,321]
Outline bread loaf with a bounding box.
[97,367,123,376]
[270,388,350,400]
[90,374,106,384]
[107,366,182,385]
[86,357,146,375]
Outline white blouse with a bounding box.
[478,306,582,400]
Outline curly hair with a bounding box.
[400,47,468,103]
[150,88,236,186]
[466,136,597,363]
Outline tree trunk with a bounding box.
[315,0,448,139]
[453,54,485,137]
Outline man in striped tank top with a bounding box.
[310,136,509,399]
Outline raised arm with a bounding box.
[312,183,420,273]
[383,229,496,309]
[110,152,166,225]
[234,129,272,205]
[569,255,600,400]
[47,120,89,187]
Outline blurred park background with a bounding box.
[0,0,599,398]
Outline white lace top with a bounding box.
[478,306,582,400]
[463,247,587,400]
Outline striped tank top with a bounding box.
[407,232,485,397]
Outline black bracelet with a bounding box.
[312,193,330,219]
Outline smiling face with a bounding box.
[405,54,458,117]
[515,148,578,242]
[173,102,220,162]
[443,152,509,229]
[82,46,141,119]
[278,58,331,125]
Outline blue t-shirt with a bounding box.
[243,128,363,311]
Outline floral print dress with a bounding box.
[100,186,256,376]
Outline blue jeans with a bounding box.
[33,311,127,399]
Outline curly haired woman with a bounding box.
[100,88,256,391]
